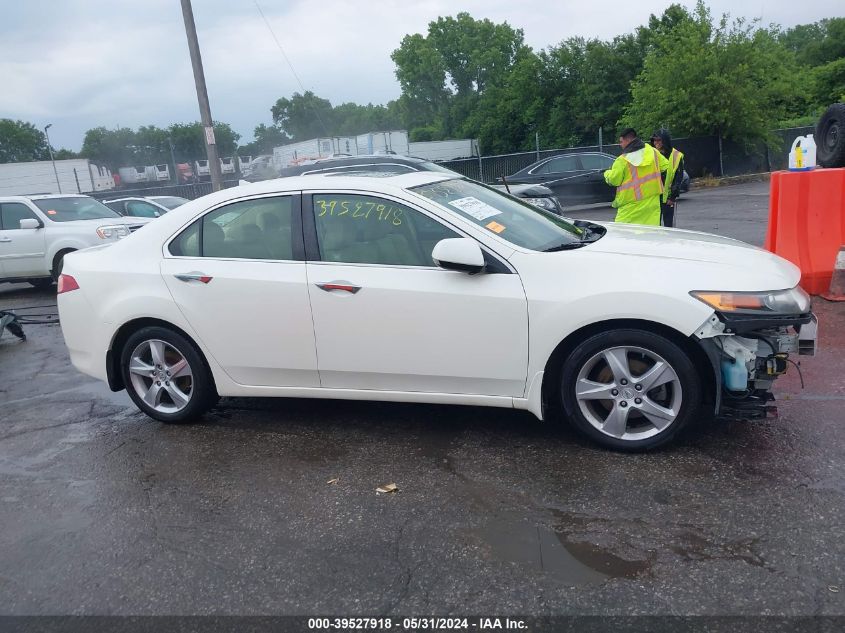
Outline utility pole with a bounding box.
[44,123,61,193]
[180,0,222,191]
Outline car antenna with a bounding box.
[500,175,512,194]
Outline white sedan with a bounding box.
[57,173,816,450]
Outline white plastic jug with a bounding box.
[789,134,817,171]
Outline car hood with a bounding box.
[47,217,153,228]
[584,222,801,288]
[491,183,554,197]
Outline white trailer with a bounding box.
[118,166,148,185]
[195,160,210,178]
[0,159,115,196]
[356,130,410,156]
[408,139,479,161]
[220,157,236,175]
[272,137,356,170]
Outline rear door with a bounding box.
[303,190,529,396]
[161,193,319,387]
[0,202,48,276]
[577,153,616,203]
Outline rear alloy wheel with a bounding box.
[561,329,701,451]
[120,326,216,423]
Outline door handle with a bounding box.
[316,281,361,294]
[174,272,213,284]
[0,238,11,243]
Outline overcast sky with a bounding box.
[1,0,841,151]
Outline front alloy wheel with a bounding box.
[561,329,702,451]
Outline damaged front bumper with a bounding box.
[695,311,818,420]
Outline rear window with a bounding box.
[33,197,121,222]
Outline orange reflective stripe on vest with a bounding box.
[616,149,664,200]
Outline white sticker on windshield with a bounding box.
[448,196,503,221]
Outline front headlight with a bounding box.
[96,225,130,240]
[522,197,558,212]
[691,287,811,314]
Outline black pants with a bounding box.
[661,202,675,227]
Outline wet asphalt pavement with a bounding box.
[0,183,843,618]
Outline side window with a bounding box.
[544,156,580,173]
[579,154,614,170]
[1,203,39,230]
[126,201,161,218]
[169,196,294,260]
[312,194,459,267]
[169,219,200,257]
[105,201,127,215]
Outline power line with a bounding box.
[252,0,330,137]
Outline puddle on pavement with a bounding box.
[471,518,650,585]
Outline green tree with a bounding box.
[238,123,290,156]
[392,13,529,140]
[0,119,50,163]
[779,18,845,67]
[167,122,240,163]
[53,148,79,159]
[623,2,803,148]
[80,126,137,169]
[271,91,334,141]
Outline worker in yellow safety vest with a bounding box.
[650,129,685,227]
[603,128,669,226]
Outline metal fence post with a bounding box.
[478,153,484,183]
[535,132,540,162]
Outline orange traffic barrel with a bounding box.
[764,168,845,294]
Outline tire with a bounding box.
[29,278,54,289]
[816,103,845,168]
[51,249,74,282]
[120,326,217,423]
[560,328,702,451]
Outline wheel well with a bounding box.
[540,318,717,419]
[52,248,75,275]
[107,317,215,392]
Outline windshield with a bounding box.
[33,197,121,222]
[151,196,189,209]
[412,178,583,250]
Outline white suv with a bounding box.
[0,194,152,288]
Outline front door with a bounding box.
[0,202,47,277]
[304,191,529,397]
[161,193,319,388]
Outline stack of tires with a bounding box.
[817,103,845,168]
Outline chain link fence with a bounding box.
[440,126,817,184]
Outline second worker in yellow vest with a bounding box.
[603,128,669,226]
[650,129,686,227]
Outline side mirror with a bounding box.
[19,218,41,229]
[432,238,485,274]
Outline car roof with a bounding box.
[282,155,434,171]
[0,193,93,201]
[239,171,457,195]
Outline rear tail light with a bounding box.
[57,274,79,294]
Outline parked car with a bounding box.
[57,173,815,451]
[277,154,563,214]
[0,194,151,287]
[507,151,689,205]
[147,196,190,210]
[105,197,167,218]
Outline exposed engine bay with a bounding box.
[695,311,818,420]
